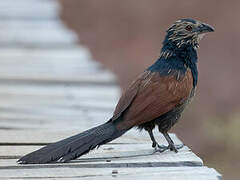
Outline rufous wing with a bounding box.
[112,71,151,121]
[113,69,193,130]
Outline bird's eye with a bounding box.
[185,25,193,31]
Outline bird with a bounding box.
[18,18,214,164]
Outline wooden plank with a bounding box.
[0,49,101,72]
[0,48,116,83]
[0,62,100,74]
[0,47,93,61]
[0,106,113,130]
[0,84,119,100]
[0,19,67,29]
[0,58,99,71]
[0,4,77,47]
[0,97,116,110]
[0,48,101,73]
[0,129,182,145]
[0,129,81,144]
[0,107,105,119]
[0,98,117,112]
[0,28,77,47]
[0,94,117,106]
[0,166,221,180]
[0,20,78,46]
[0,69,115,84]
[0,48,94,62]
[0,145,202,167]
[0,113,113,130]
[0,0,60,20]
[0,83,119,130]
[0,131,202,169]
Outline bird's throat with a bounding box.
[148,42,198,87]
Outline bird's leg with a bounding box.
[147,129,167,152]
[147,129,159,148]
[147,127,184,153]
[163,133,178,152]
[161,132,184,153]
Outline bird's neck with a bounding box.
[148,39,198,87]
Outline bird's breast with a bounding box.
[166,68,194,99]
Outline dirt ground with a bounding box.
[59,1,240,179]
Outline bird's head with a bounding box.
[165,18,214,48]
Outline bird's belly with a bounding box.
[156,88,195,132]
[155,102,186,133]
[138,88,195,133]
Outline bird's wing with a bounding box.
[111,71,151,121]
[113,69,193,130]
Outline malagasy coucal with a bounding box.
[18,18,214,164]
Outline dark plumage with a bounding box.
[18,18,214,164]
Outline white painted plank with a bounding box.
[0,129,81,144]
[0,48,116,83]
[0,97,116,110]
[0,113,113,130]
[0,96,117,111]
[0,129,181,145]
[0,0,60,19]
[0,48,93,62]
[0,28,77,47]
[0,84,119,99]
[0,145,202,167]
[0,1,75,45]
[0,83,118,96]
[0,139,182,156]
[0,20,78,46]
[0,101,115,128]
[0,48,101,70]
[0,93,117,105]
[0,19,67,29]
[0,48,93,61]
[0,83,119,130]
[0,56,99,70]
[0,63,100,74]
[0,69,116,84]
[0,48,101,72]
[0,166,221,180]
[0,81,118,129]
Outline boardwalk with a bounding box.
[0,0,221,179]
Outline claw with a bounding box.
[153,143,167,153]
[154,146,165,153]
[169,144,178,153]
[17,160,26,164]
[153,144,184,153]
[57,157,66,163]
[152,142,156,148]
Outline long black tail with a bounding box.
[17,122,126,164]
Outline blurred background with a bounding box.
[59,0,240,179]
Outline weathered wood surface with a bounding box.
[0,167,221,180]
[0,145,202,167]
[0,48,116,84]
[0,130,181,144]
[0,0,221,179]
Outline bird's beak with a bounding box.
[198,23,215,34]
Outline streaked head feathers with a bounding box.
[166,18,214,48]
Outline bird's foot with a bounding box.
[153,144,184,153]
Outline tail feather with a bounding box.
[18,122,126,164]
